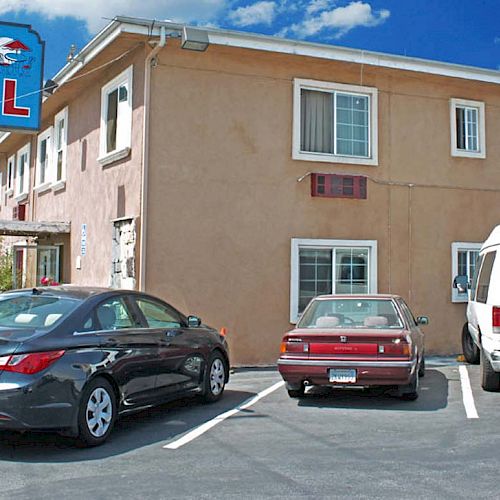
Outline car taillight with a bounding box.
[493,307,500,333]
[280,339,309,354]
[378,339,411,356]
[0,350,65,375]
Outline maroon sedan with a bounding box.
[278,295,427,400]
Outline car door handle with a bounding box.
[165,330,181,337]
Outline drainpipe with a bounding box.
[139,25,166,291]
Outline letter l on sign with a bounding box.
[2,79,30,117]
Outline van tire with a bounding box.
[481,348,500,392]
[462,323,480,364]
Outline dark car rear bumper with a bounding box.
[0,375,82,433]
[277,358,417,387]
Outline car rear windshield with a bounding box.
[0,294,80,330]
[298,299,404,329]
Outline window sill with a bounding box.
[52,180,66,192]
[6,189,13,197]
[14,192,28,203]
[98,147,131,167]
[451,149,486,159]
[293,150,378,166]
[34,182,52,194]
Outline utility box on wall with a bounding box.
[311,173,367,199]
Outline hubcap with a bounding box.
[210,358,225,396]
[86,387,113,438]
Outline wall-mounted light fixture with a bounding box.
[181,27,209,52]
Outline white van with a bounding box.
[459,225,500,391]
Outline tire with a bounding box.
[462,323,480,364]
[287,388,305,398]
[418,354,426,378]
[399,373,419,401]
[77,377,117,447]
[202,352,227,403]
[481,348,500,392]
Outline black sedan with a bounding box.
[0,286,229,446]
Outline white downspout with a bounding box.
[139,25,166,291]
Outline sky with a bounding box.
[0,0,498,79]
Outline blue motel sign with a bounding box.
[0,21,44,132]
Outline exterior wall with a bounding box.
[0,45,146,287]
[145,43,500,364]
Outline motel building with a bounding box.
[0,16,499,364]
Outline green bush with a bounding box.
[0,249,13,291]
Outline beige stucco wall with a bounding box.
[0,43,147,286]
[145,43,500,364]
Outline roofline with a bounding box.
[52,16,500,90]
[115,16,500,85]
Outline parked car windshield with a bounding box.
[0,294,80,330]
[298,298,404,329]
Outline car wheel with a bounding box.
[202,352,226,403]
[400,373,419,401]
[286,382,305,398]
[77,377,117,447]
[418,354,425,378]
[481,348,500,392]
[462,323,480,364]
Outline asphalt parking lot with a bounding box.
[1,359,499,499]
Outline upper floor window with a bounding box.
[6,154,15,194]
[15,143,30,201]
[53,107,68,189]
[290,238,378,323]
[451,242,481,303]
[35,127,53,192]
[293,79,378,166]
[99,65,133,165]
[450,98,485,159]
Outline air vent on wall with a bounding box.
[13,204,26,221]
[311,173,367,199]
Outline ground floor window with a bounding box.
[290,238,378,323]
[13,245,60,288]
[451,242,481,303]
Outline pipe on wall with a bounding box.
[139,25,166,291]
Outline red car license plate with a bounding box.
[329,369,356,383]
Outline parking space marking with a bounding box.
[163,381,285,450]
[459,365,479,419]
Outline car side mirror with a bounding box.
[416,316,429,326]
[453,275,469,294]
[187,315,201,328]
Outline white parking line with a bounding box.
[163,381,285,450]
[459,365,479,419]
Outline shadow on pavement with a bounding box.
[297,368,448,412]
[0,388,254,462]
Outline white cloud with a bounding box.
[0,0,227,33]
[228,1,277,27]
[284,1,390,39]
[306,0,333,15]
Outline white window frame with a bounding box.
[450,98,486,159]
[292,78,378,166]
[290,238,378,323]
[15,143,30,202]
[6,154,15,195]
[52,107,68,191]
[451,242,482,303]
[35,127,53,194]
[98,65,133,166]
